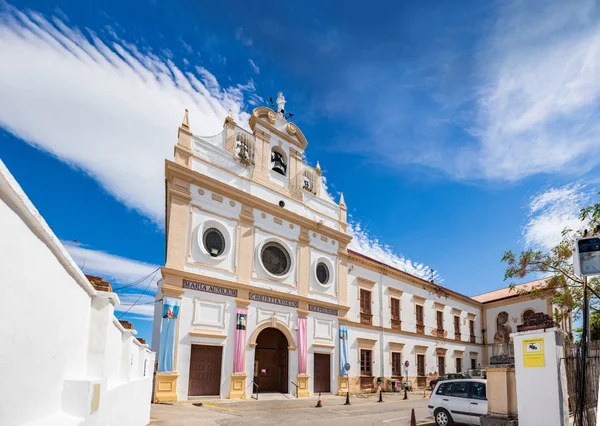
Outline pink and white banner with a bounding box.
[297,316,307,374]
[233,308,247,373]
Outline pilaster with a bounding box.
[288,148,303,201]
[337,244,349,310]
[165,178,191,270]
[252,129,270,182]
[297,374,310,397]
[229,373,247,399]
[224,115,236,154]
[238,204,254,283]
[297,227,310,297]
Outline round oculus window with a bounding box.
[261,242,291,276]
[316,262,330,284]
[203,227,225,257]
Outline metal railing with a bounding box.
[251,381,259,400]
[290,381,299,398]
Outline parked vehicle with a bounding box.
[429,373,471,389]
[467,369,486,379]
[429,379,487,426]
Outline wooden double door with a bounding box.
[314,353,331,393]
[254,328,289,393]
[188,344,222,396]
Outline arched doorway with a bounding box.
[254,327,289,393]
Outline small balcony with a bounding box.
[416,324,425,335]
[360,313,373,325]
[470,334,476,344]
[436,328,445,337]
[391,319,402,330]
[455,332,461,341]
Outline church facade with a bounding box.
[152,95,571,401]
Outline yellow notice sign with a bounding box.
[523,338,545,368]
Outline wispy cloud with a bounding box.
[64,242,160,319]
[64,242,160,290]
[0,6,256,224]
[249,58,260,74]
[348,221,441,282]
[322,0,600,182]
[522,183,591,251]
[469,0,600,181]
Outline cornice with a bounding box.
[166,160,352,244]
[480,291,553,309]
[161,266,351,313]
[347,320,484,347]
[348,250,483,309]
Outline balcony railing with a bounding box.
[391,319,402,330]
[416,376,427,388]
[436,328,445,336]
[470,334,476,344]
[416,324,425,335]
[360,313,373,325]
[455,332,461,341]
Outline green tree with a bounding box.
[502,195,600,325]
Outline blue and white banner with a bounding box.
[339,325,349,376]
[158,296,181,373]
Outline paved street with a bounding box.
[150,392,437,426]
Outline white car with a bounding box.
[428,379,487,425]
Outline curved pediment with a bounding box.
[249,107,308,151]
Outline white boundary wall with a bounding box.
[0,161,155,426]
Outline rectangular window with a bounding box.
[471,358,477,370]
[436,311,444,331]
[360,289,371,314]
[456,357,462,373]
[448,381,469,398]
[438,356,445,376]
[416,305,424,325]
[392,352,402,377]
[469,320,475,336]
[391,298,400,320]
[417,354,425,376]
[470,382,487,400]
[454,316,460,333]
[360,349,372,376]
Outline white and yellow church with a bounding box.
[151,94,572,401]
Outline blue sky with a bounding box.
[1,0,598,342]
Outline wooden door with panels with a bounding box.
[188,344,222,396]
[314,353,331,393]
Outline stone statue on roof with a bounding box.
[276,91,286,113]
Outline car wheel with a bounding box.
[434,408,453,426]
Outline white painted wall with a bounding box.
[346,264,483,379]
[512,328,569,426]
[0,162,154,426]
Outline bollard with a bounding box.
[344,391,351,405]
[403,387,408,400]
[410,408,416,426]
[378,389,383,403]
[315,392,323,408]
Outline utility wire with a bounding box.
[113,267,160,292]
[117,268,159,320]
